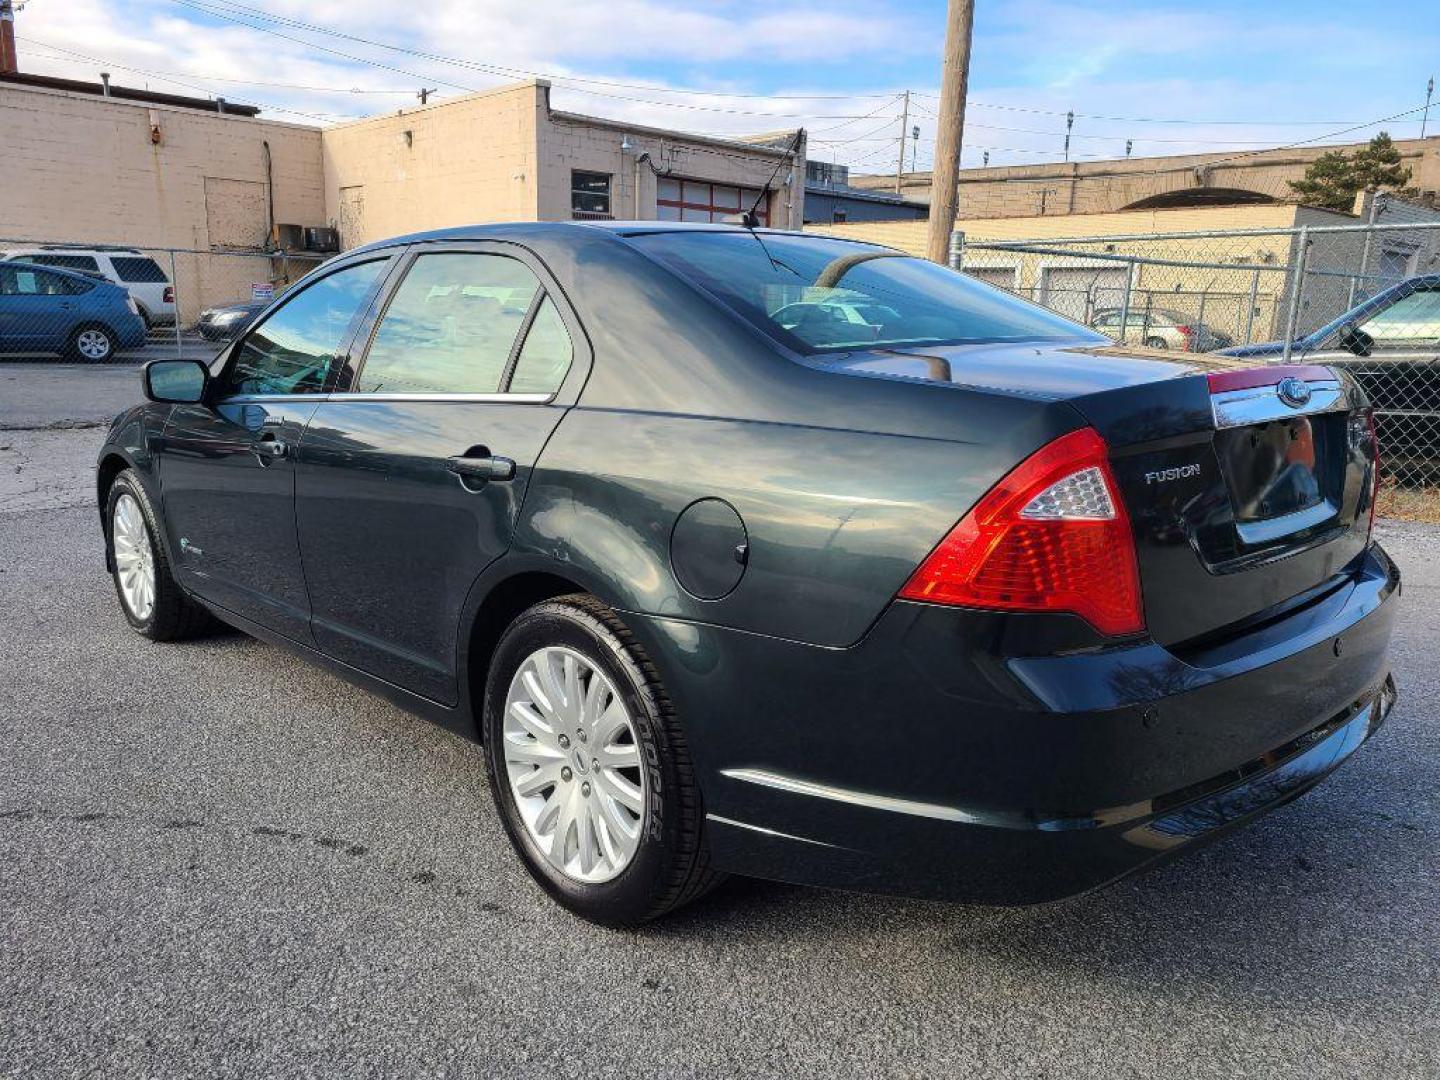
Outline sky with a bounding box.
[11,0,1440,176]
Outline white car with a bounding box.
[1,247,175,328]
[1089,308,1233,352]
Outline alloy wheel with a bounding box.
[502,646,646,883]
[76,329,113,360]
[112,492,156,621]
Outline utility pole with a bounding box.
[418,87,436,105]
[1125,139,1133,158]
[895,89,911,194]
[0,0,19,75]
[925,0,976,265]
[911,124,920,173]
[1424,77,1435,139]
[1064,110,1074,161]
[982,150,989,167]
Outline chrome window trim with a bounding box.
[216,391,555,405]
[327,391,554,404]
[1210,379,1348,430]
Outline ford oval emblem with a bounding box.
[1277,377,1312,408]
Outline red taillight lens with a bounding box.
[163,286,175,304]
[898,427,1145,636]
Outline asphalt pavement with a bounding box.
[1,367,1437,1079]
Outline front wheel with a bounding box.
[107,470,214,640]
[483,595,719,925]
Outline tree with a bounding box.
[1288,132,1413,212]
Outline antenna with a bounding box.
[738,129,804,229]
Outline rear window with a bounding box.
[110,256,170,283]
[628,231,1102,354]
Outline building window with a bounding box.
[572,171,612,219]
[657,178,768,225]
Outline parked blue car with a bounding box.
[0,261,147,361]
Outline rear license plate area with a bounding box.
[1213,413,1346,544]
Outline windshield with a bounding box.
[629,230,1103,354]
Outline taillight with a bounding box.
[163,286,175,304]
[898,427,1145,636]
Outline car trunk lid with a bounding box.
[1068,363,1376,647]
[829,344,1378,647]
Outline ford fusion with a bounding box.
[98,223,1399,925]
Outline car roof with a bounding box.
[2,259,116,285]
[339,220,897,259]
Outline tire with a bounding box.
[106,470,215,641]
[483,594,720,926]
[1143,335,1168,350]
[66,323,117,362]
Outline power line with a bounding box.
[19,35,418,96]
[954,100,1438,182]
[168,0,896,116]
[912,92,1373,127]
[17,37,351,119]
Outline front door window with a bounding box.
[220,259,387,396]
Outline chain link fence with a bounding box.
[955,221,1440,510]
[0,238,326,363]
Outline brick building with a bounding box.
[849,137,1440,220]
[0,72,804,317]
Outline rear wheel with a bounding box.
[67,324,116,362]
[483,595,719,925]
[106,470,214,641]
[1143,335,1168,350]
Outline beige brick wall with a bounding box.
[321,82,542,247]
[0,82,325,317]
[0,83,324,250]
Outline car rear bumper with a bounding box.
[624,541,1400,904]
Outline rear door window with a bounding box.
[26,254,100,273]
[2,268,76,296]
[220,259,388,396]
[356,252,540,394]
[509,296,574,394]
[110,256,170,284]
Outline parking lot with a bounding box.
[1,362,1438,1079]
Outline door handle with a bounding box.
[446,454,515,482]
[252,436,288,461]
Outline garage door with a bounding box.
[1039,266,1128,323]
[963,265,1020,295]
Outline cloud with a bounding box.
[11,0,1439,172]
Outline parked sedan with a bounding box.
[1223,275,1440,474]
[197,300,268,341]
[0,261,147,360]
[1090,307,1233,351]
[98,223,1398,925]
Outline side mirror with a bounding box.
[1337,326,1374,358]
[143,359,209,403]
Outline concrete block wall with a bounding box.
[0,82,325,319]
[321,82,542,247]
